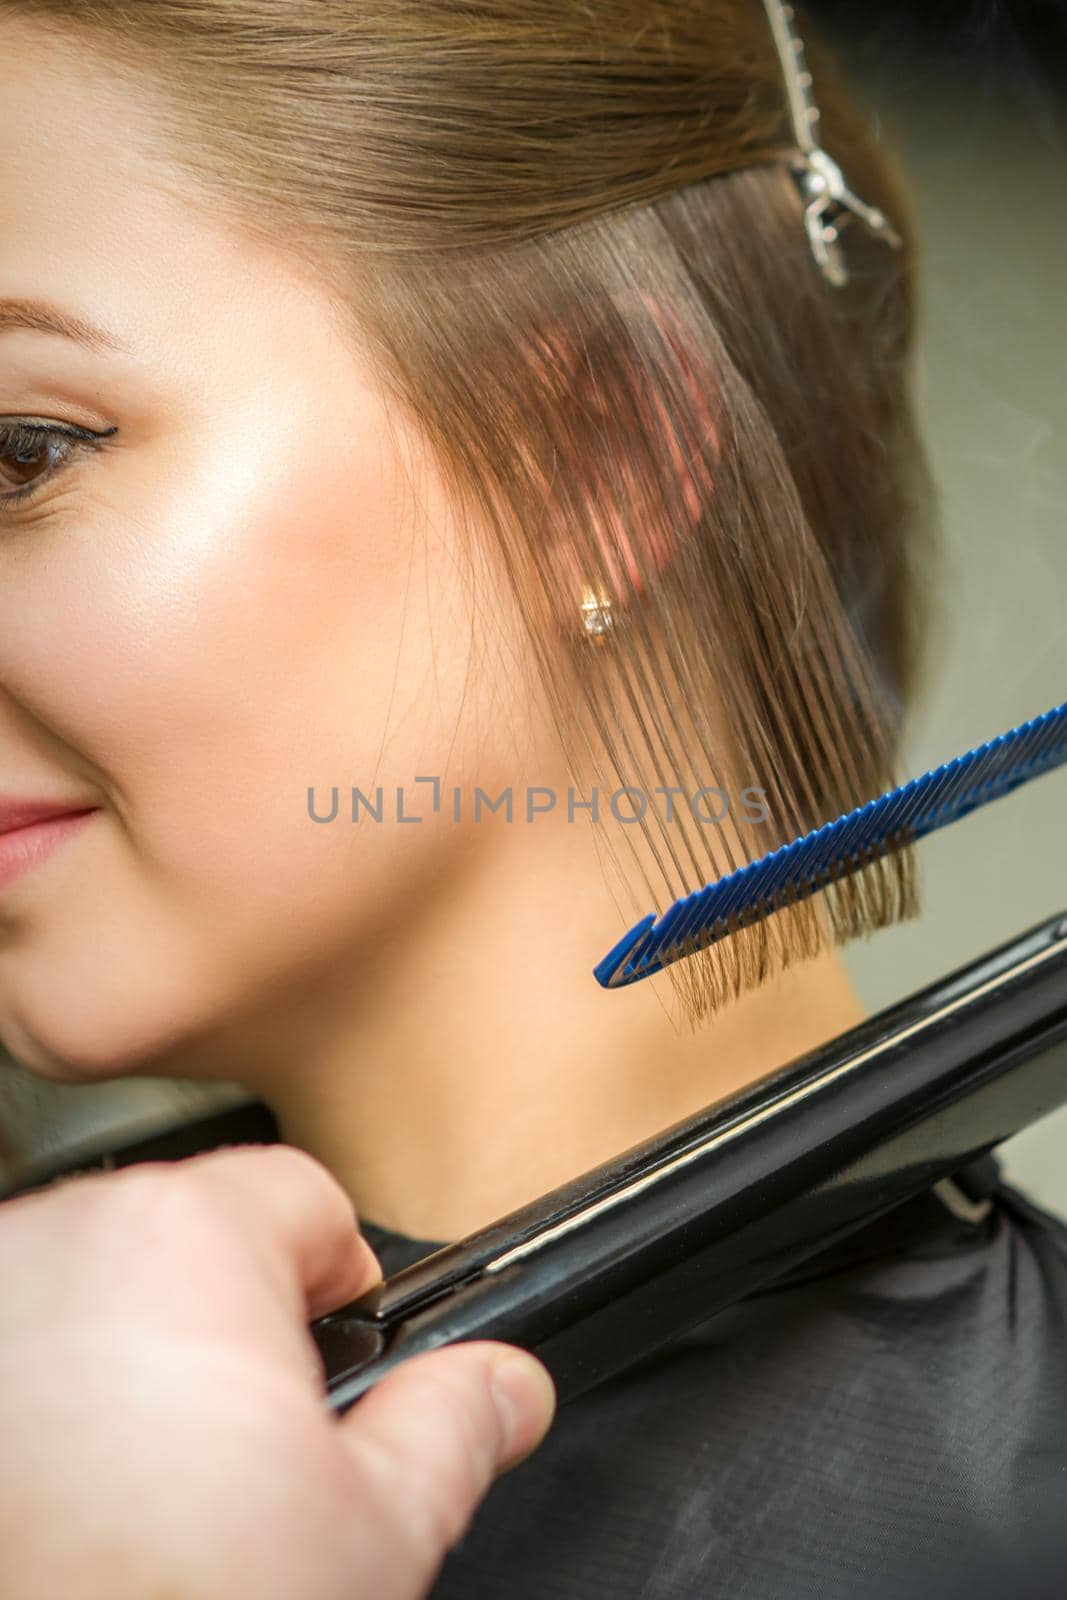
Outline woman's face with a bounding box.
[0,23,534,1082]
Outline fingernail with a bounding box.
[488,1350,557,1468]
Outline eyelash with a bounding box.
[0,419,118,512]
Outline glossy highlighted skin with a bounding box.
[595,701,1067,988]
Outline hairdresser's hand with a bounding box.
[0,1144,556,1600]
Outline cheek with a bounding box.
[0,414,499,1077]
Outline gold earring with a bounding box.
[580,585,615,639]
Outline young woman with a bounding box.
[1,2,1064,1595]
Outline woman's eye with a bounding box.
[0,420,117,511]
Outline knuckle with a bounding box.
[249,1142,332,1186]
[195,1141,337,1198]
[95,1160,221,1244]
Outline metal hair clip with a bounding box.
[761,0,902,287]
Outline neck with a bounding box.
[246,811,867,1242]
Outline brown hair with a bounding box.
[6,0,937,1021]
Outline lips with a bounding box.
[0,802,101,892]
[0,798,99,835]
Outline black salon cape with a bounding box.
[361,1156,1067,1600]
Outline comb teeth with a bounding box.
[594,700,1067,990]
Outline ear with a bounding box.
[526,292,719,611]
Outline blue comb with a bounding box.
[594,699,1067,989]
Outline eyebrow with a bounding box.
[0,297,127,354]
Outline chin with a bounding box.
[0,933,253,1086]
[1,1028,144,1086]
[0,999,197,1086]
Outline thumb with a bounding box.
[335,1341,556,1599]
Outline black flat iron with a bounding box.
[313,910,1067,1412]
